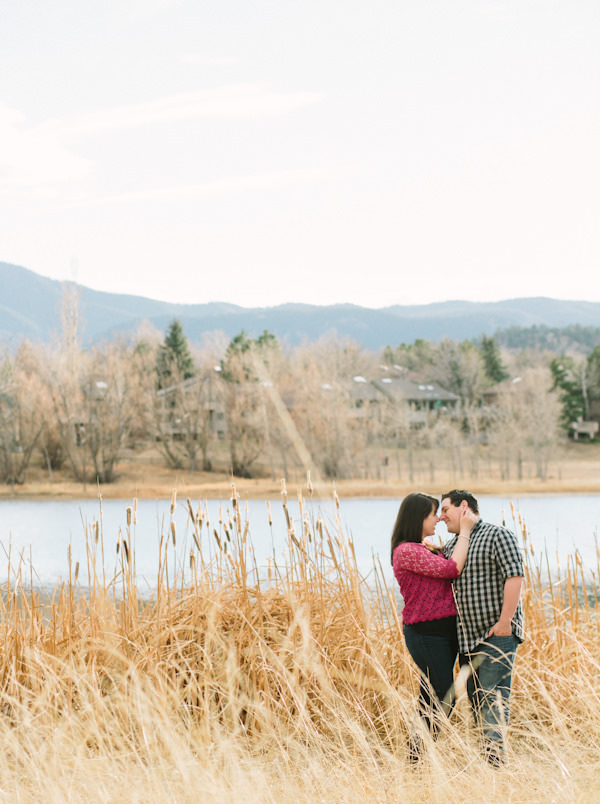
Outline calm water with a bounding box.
[0,494,598,589]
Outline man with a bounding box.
[440,489,524,765]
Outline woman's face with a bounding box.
[421,506,439,540]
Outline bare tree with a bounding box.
[47,291,140,484]
[49,341,137,484]
[432,339,487,408]
[489,369,561,481]
[288,336,378,479]
[0,343,45,485]
[220,332,268,478]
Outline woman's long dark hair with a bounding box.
[390,492,439,564]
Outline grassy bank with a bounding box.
[3,440,600,500]
[0,491,598,802]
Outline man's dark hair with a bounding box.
[441,489,479,515]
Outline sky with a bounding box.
[1,0,599,309]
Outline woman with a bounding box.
[391,492,474,753]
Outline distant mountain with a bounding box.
[1,261,600,350]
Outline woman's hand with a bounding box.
[459,508,478,536]
[449,508,476,574]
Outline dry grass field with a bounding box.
[0,486,598,802]
[3,439,600,501]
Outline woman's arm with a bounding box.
[448,508,477,574]
[394,542,461,579]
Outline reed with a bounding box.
[0,486,598,802]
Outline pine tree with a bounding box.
[550,356,585,431]
[156,319,195,389]
[480,335,509,384]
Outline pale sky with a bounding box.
[1,0,598,308]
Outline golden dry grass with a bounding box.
[0,487,599,802]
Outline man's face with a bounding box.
[440,497,464,535]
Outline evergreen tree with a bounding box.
[220,330,279,382]
[480,335,509,384]
[550,356,585,432]
[382,338,436,371]
[156,319,195,389]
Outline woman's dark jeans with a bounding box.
[403,618,458,735]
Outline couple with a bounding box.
[391,489,524,765]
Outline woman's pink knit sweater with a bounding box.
[392,542,459,624]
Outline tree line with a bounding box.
[1,291,599,486]
[495,323,600,353]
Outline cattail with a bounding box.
[170,489,177,515]
[304,514,311,542]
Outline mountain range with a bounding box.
[1,261,599,350]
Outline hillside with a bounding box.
[1,261,600,350]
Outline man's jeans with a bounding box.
[459,634,518,758]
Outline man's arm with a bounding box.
[487,576,523,637]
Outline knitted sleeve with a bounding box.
[394,542,459,579]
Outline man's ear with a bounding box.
[460,500,468,512]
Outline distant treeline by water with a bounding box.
[495,323,600,354]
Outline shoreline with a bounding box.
[2,471,599,502]
[3,443,600,501]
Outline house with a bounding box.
[372,375,460,428]
[346,376,387,421]
[156,374,226,441]
[571,418,599,440]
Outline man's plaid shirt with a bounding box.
[443,519,525,654]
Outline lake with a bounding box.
[0,494,598,589]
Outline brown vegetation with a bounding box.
[0,490,598,801]
[2,440,600,501]
[2,300,600,501]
